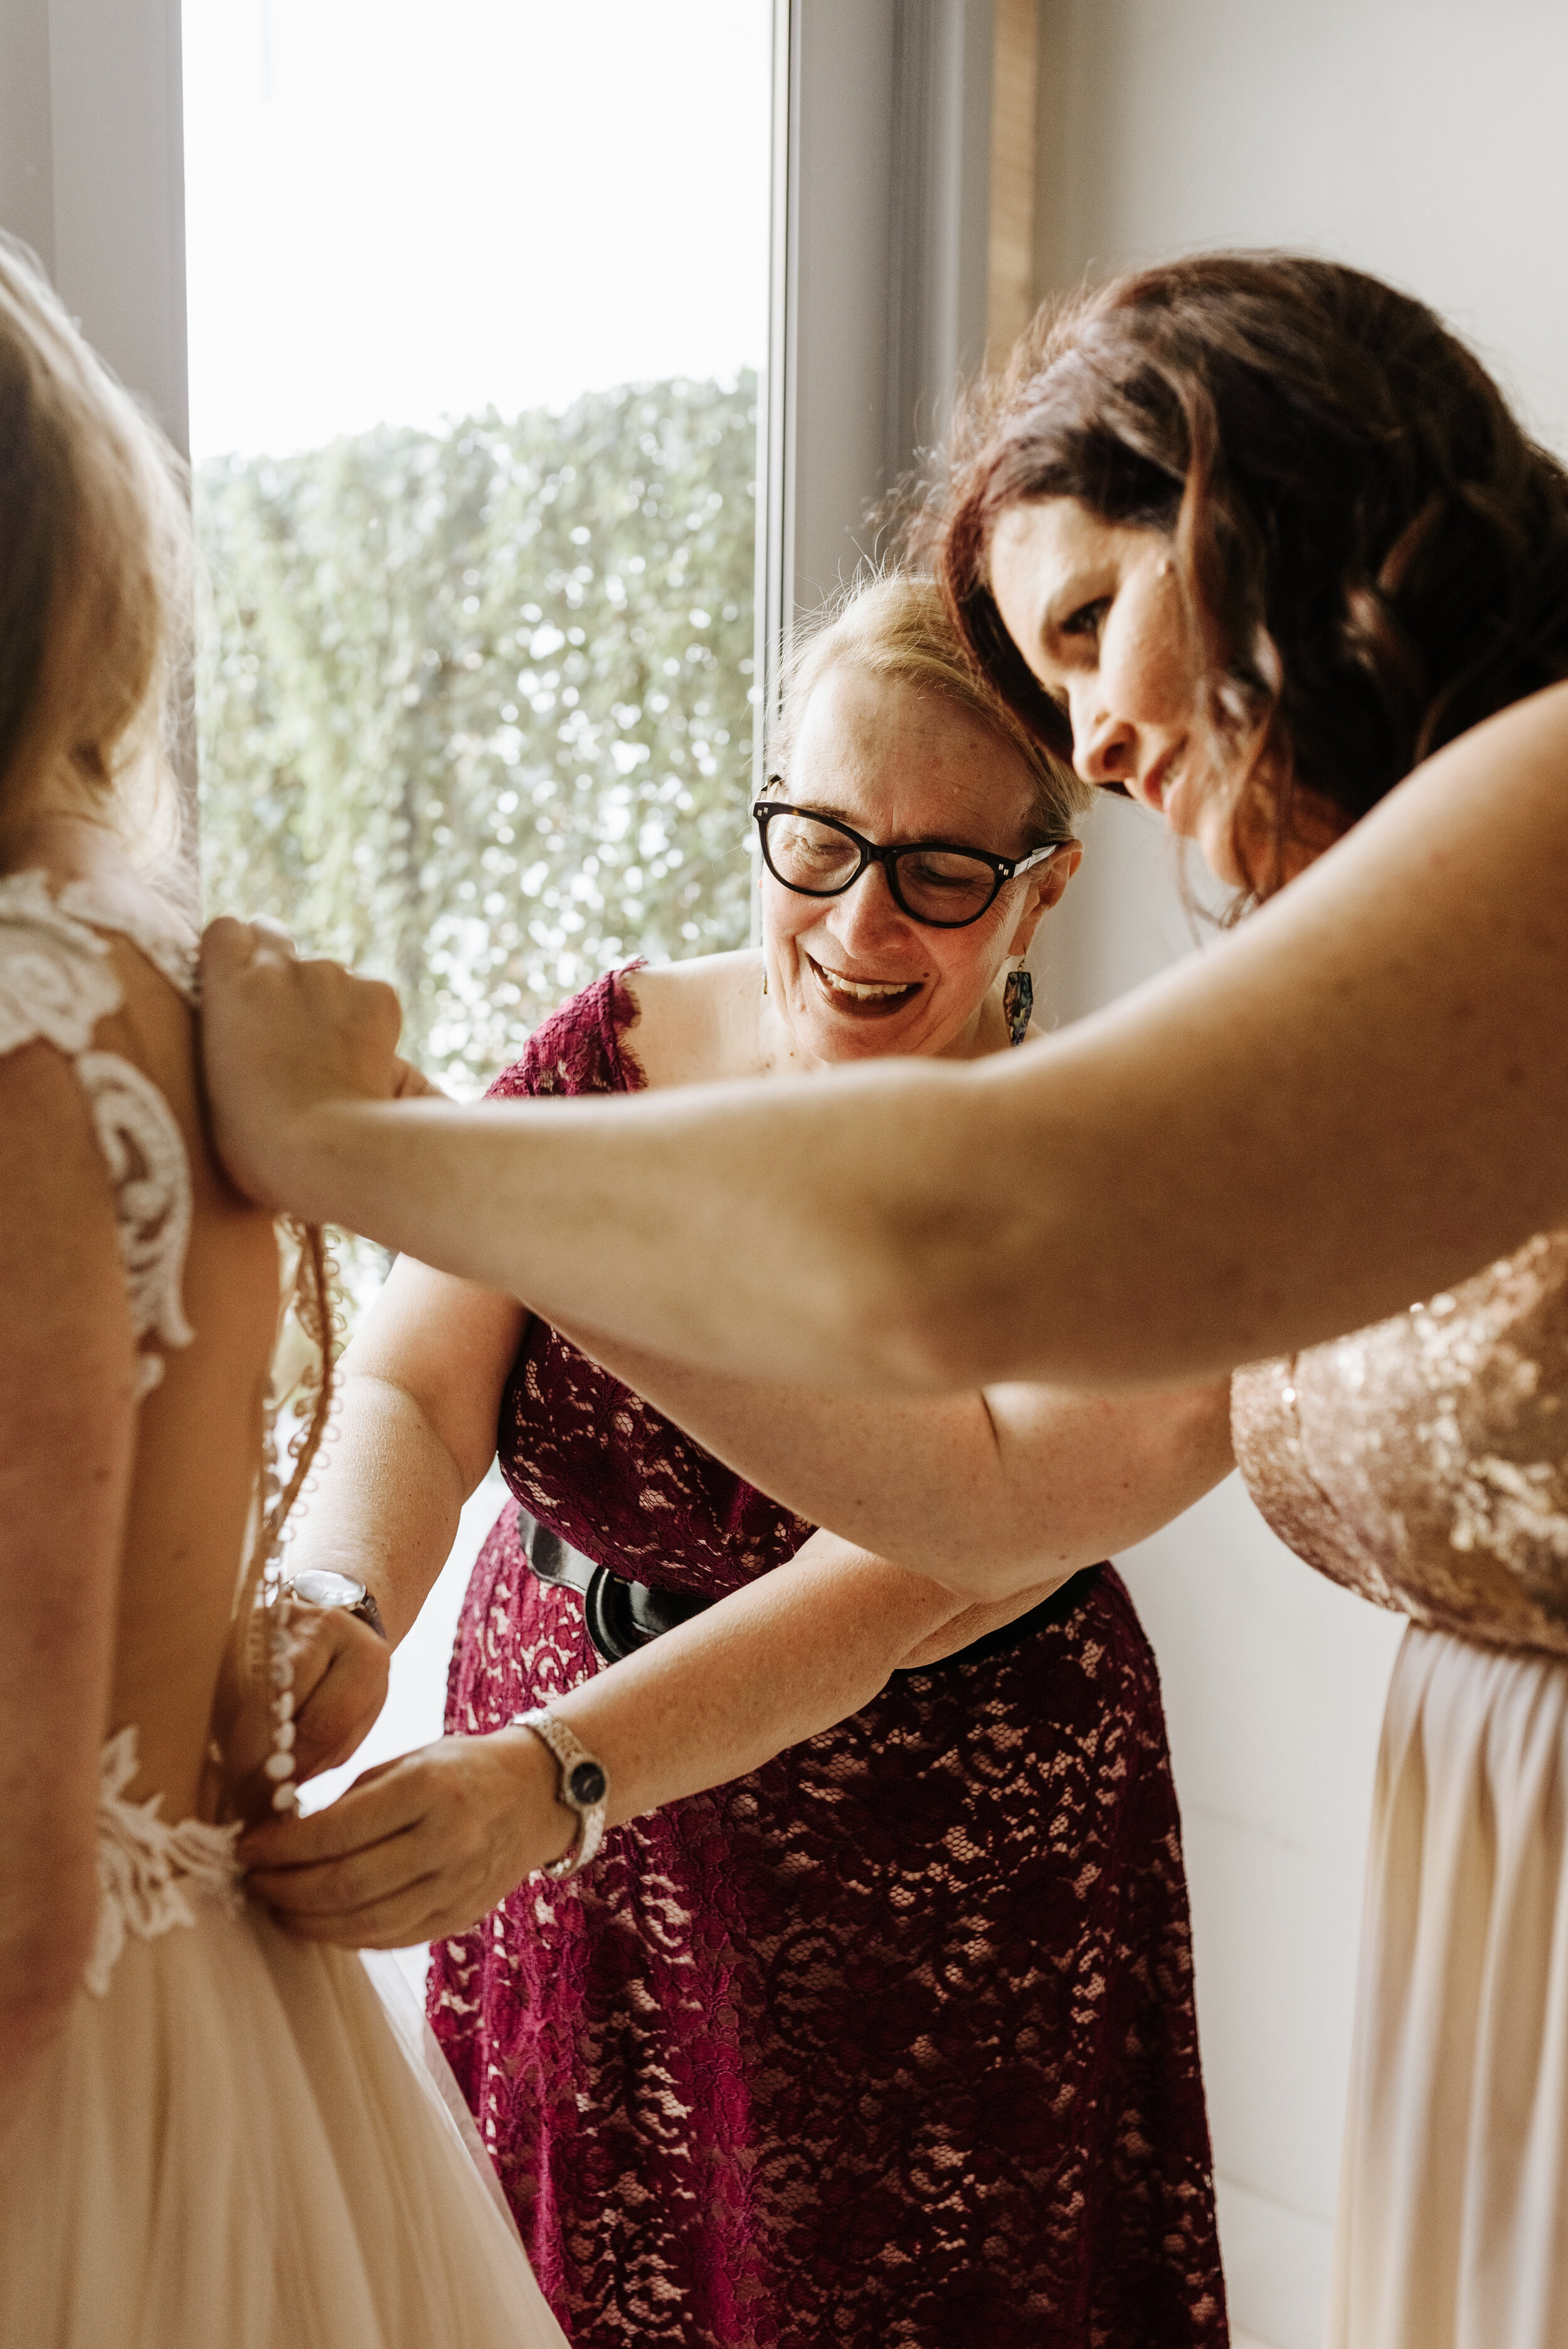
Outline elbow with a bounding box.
[1143,1377,1237,1495]
[858,1158,1046,1396]
[775,1133,1037,1394]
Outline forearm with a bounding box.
[551,1327,1234,1592]
[292,1369,471,1643]
[256,1068,945,1391]
[238,1529,1032,1943]
[521,1532,976,1827]
[203,684,1568,1391]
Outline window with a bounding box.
[183,0,772,1092]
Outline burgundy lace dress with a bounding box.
[429,970,1227,2349]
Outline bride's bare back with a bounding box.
[3,829,280,1835]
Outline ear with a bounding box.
[1004,839,1081,960]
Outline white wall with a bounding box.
[1030,7,1568,2344]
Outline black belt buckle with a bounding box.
[520,1514,594,1597]
[517,1507,713,1666]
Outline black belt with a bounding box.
[517,1510,712,1665]
[516,1507,1103,1673]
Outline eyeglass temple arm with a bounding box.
[1012,839,1075,877]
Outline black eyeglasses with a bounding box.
[753,799,1069,930]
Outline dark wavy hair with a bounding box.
[935,252,1568,895]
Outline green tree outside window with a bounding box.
[197,371,760,1098]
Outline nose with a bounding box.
[824,860,916,962]
[1068,682,1136,787]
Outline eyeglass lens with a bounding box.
[763,809,1000,923]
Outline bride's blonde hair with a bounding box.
[0,238,337,1643]
[0,236,188,871]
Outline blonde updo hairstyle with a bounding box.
[0,236,188,864]
[765,572,1089,849]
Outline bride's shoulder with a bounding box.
[0,854,206,1160]
[0,881,144,1369]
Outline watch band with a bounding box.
[514,1709,610,1880]
[347,1588,386,1640]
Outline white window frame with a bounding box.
[758,0,997,788]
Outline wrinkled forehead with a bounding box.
[781,661,1039,850]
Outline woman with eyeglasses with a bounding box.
[235,576,1234,2348]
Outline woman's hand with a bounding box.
[215,1605,392,1825]
[236,1727,573,1947]
[198,918,440,1211]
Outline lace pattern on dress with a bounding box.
[77,1051,196,1396]
[0,869,125,1054]
[55,876,199,1002]
[87,1725,241,1997]
[0,869,197,1399]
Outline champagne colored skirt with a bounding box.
[0,1892,568,2349]
[1330,1623,1568,2349]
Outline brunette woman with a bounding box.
[937,255,1568,2349]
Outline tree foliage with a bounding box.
[196,373,760,1093]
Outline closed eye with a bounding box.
[1059,597,1110,641]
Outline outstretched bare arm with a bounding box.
[199,683,1568,1393]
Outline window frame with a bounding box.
[756,0,997,792]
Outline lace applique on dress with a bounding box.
[0,869,196,1399]
[0,868,124,1054]
[87,1726,241,1997]
[56,875,199,1002]
[76,1051,195,1394]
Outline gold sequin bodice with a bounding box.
[1232,1229,1568,1658]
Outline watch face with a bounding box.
[568,1760,608,1809]
[290,1567,367,1611]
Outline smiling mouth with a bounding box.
[1135,748,1177,812]
[1135,741,1194,820]
[807,952,921,1014]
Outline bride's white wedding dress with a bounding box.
[0,874,568,2349]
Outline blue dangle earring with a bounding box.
[1002,962,1033,1047]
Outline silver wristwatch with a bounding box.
[283,1567,387,1640]
[514,1709,610,1880]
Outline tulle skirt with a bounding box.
[0,1884,567,2348]
[1330,1623,1568,2349]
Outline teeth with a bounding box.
[818,967,914,1002]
